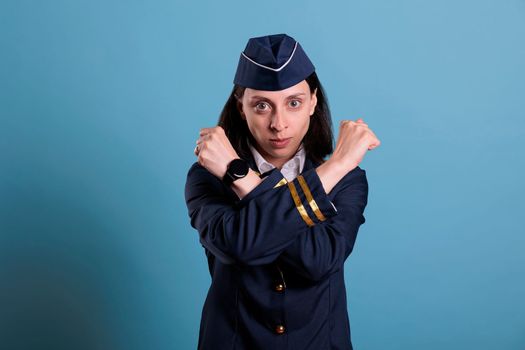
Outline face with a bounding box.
[238,80,317,169]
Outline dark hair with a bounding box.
[217,71,333,165]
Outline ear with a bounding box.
[310,88,318,116]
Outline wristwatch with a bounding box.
[223,158,249,186]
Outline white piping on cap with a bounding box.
[241,42,298,72]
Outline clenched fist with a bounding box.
[315,117,380,194]
[195,126,240,179]
[331,117,381,172]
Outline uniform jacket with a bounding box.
[184,153,369,350]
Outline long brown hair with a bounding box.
[217,71,333,165]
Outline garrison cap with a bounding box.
[233,33,315,91]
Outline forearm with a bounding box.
[279,167,368,281]
[230,169,263,200]
[232,158,355,200]
[315,158,357,195]
[185,163,338,266]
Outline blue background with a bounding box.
[1,0,524,349]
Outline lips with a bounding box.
[269,137,291,148]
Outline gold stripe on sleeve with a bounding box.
[297,175,327,222]
[287,181,315,227]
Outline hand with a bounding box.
[195,126,240,179]
[330,117,381,172]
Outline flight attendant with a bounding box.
[185,33,380,349]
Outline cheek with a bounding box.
[298,116,311,134]
[245,117,268,138]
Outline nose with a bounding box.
[270,107,288,132]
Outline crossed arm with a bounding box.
[184,162,368,280]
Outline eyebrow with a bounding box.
[249,93,307,101]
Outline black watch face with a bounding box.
[229,159,249,179]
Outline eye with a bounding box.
[288,99,302,108]
[255,102,270,112]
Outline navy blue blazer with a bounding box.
[184,154,368,350]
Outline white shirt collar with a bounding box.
[248,142,306,182]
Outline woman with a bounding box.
[185,33,380,350]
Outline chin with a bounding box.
[260,142,296,159]
[273,149,295,159]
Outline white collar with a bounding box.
[248,142,306,181]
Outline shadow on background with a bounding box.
[1,188,132,349]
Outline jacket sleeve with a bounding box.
[277,166,369,282]
[184,162,338,266]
